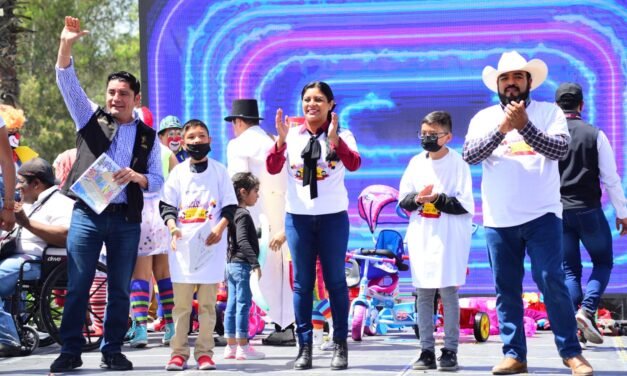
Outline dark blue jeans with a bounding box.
[562,207,613,313]
[285,211,349,345]
[224,262,252,339]
[485,213,580,361]
[59,203,140,356]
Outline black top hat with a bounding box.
[224,99,264,122]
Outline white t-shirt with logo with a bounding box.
[466,100,569,227]
[161,158,238,283]
[284,127,358,215]
[399,149,474,288]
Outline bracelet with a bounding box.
[169,227,179,235]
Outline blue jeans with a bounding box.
[562,207,613,313]
[485,213,581,361]
[285,211,349,345]
[59,203,140,356]
[0,254,40,347]
[224,262,252,339]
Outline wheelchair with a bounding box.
[8,247,108,355]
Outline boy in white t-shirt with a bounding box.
[159,119,238,371]
[399,111,474,372]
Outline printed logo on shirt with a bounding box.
[420,202,441,218]
[500,138,536,157]
[291,163,329,181]
[179,198,214,223]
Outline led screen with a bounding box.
[140,0,627,295]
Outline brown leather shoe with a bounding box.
[563,355,594,376]
[492,357,528,375]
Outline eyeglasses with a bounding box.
[417,132,448,140]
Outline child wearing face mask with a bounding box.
[398,111,474,372]
[159,119,238,371]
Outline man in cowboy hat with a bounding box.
[463,51,593,375]
[556,82,627,347]
[225,99,296,346]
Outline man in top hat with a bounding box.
[555,82,627,347]
[159,115,188,162]
[0,157,74,357]
[225,99,295,345]
[463,51,593,375]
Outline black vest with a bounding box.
[558,116,602,210]
[63,108,156,223]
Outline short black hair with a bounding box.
[182,119,210,135]
[421,111,452,132]
[556,97,581,112]
[232,172,260,203]
[107,71,140,95]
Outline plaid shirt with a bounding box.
[463,111,569,164]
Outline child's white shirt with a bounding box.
[399,148,474,288]
[161,158,238,283]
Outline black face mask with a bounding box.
[186,143,211,160]
[421,135,443,152]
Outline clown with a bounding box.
[0,104,38,201]
[158,115,187,162]
[0,104,38,167]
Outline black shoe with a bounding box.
[50,353,83,373]
[412,349,436,370]
[214,335,227,347]
[438,348,459,371]
[0,343,21,358]
[330,339,348,370]
[100,352,133,371]
[294,343,312,370]
[263,324,296,346]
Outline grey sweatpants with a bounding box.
[416,286,460,353]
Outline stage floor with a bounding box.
[2,327,625,375]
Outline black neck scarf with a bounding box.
[301,131,323,199]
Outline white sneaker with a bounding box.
[313,329,324,346]
[236,344,265,360]
[223,345,236,359]
[576,309,603,344]
[320,339,334,351]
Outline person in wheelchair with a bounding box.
[0,158,74,357]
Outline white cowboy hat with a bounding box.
[482,51,548,93]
